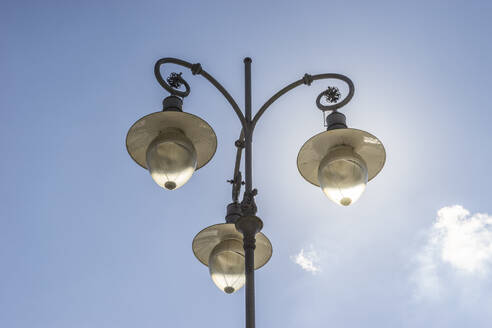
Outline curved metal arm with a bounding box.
[252,73,354,130]
[231,130,245,202]
[154,57,247,129]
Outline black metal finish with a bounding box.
[155,68,190,98]
[229,131,245,204]
[162,96,183,112]
[225,202,242,223]
[326,111,347,130]
[227,170,243,204]
[152,56,355,328]
[235,215,263,328]
[241,58,256,328]
[253,73,354,130]
[315,77,354,112]
[166,72,184,89]
[323,86,342,104]
[154,57,246,128]
[241,58,257,218]
[243,58,253,195]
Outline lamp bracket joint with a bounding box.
[191,63,202,75]
[227,171,244,202]
[235,215,263,246]
[225,202,243,224]
[302,73,313,86]
[240,189,258,216]
[162,95,183,112]
[235,139,245,148]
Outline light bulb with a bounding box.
[318,146,368,206]
[145,128,197,190]
[209,239,245,294]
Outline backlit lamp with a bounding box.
[192,223,272,294]
[297,111,386,206]
[126,96,217,190]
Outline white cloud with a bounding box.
[412,205,492,299]
[291,247,321,274]
[412,237,441,300]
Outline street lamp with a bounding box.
[192,223,272,294]
[126,87,217,190]
[125,57,385,328]
[297,112,385,206]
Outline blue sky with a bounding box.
[1,0,492,327]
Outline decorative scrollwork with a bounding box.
[253,73,355,129]
[323,86,341,103]
[166,72,184,89]
[153,57,245,126]
[315,77,354,112]
[154,62,191,98]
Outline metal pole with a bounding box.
[244,57,253,194]
[244,232,256,328]
[243,57,255,328]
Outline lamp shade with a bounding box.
[126,111,217,188]
[297,128,385,204]
[192,223,272,293]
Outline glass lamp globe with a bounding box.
[146,128,197,190]
[318,146,368,206]
[209,239,245,294]
[192,223,272,295]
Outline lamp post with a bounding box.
[126,57,386,328]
